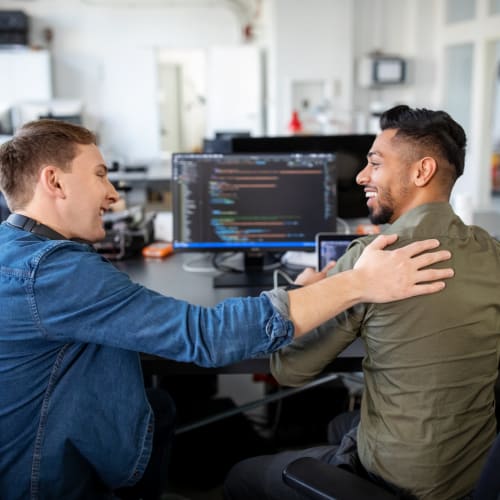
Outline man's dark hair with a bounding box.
[379,105,466,181]
[0,119,96,211]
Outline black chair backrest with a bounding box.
[283,432,500,500]
[282,457,396,500]
[473,432,500,499]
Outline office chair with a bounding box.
[282,432,500,500]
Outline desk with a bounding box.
[108,161,171,187]
[108,161,171,207]
[114,253,364,374]
[114,253,364,434]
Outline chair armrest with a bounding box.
[282,457,397,500]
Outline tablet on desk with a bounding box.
[316,233,359,271]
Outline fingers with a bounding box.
[370,235,444,258]
[369,236,452,270]
[396,251,454,299]
[294,267,325,286]
[411,249,452,270]
[408,281,447,296]
[321,260,337,273]
[355,235,455,303]
[414,267,454,282]
[393,238,442,257]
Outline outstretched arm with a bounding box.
[287,234,453,337]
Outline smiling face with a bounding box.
[356,129,419,225]
[57,143,119,242]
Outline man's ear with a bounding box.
[414,157,437,187]
[39,165,66,199]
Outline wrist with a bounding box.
[341,269,364,304]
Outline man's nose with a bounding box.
[356,165,370,185]
[107,180,120,203]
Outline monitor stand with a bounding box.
[213,271,276,288]
[213,251,279,289]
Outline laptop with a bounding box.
[315,233,359,271]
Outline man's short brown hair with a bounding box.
[0,119,97,211]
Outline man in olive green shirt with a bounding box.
[224,105,500,500]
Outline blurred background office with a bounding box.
[0,0,499,228]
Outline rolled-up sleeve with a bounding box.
[270,246,365,387]
[33,245,296,367]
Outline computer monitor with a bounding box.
[231,134,375,219]
[172,152,337,287]
[38,114,82,125]
[203,131,252,154]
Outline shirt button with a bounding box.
[148,425,153,433]
[133,471,140,477]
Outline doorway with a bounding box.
[156,49,207,155]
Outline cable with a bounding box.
[272,269,296,289]
[175,373,339,435]
[262,254,285,271]
[336,217,352,234]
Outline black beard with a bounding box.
[368,204,393,225]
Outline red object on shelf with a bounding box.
[288,110,303,134]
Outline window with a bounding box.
[446,0,476,22]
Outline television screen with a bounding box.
[374,57,406,84]
[172,153,337,287]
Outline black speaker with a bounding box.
[0,10,28,46]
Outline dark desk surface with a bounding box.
[114,252,364,373]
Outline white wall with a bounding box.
[1,0,243,162]
[268,0,354,135]
[352,0,439,113]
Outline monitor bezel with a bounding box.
[171,152,338,254]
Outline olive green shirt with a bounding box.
[271,202,500,499]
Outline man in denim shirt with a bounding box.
[0,119,453,500]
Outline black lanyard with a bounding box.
[6,213,67,240]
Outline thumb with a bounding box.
[322,260,337,273]
[367,234,398,250]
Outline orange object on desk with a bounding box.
[356,224,380,235]
[142,242,174,259]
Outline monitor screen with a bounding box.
[172,153,337,287]
[315,233,359,271]
[231,134,375,219]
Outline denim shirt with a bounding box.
[0,222,294,499]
